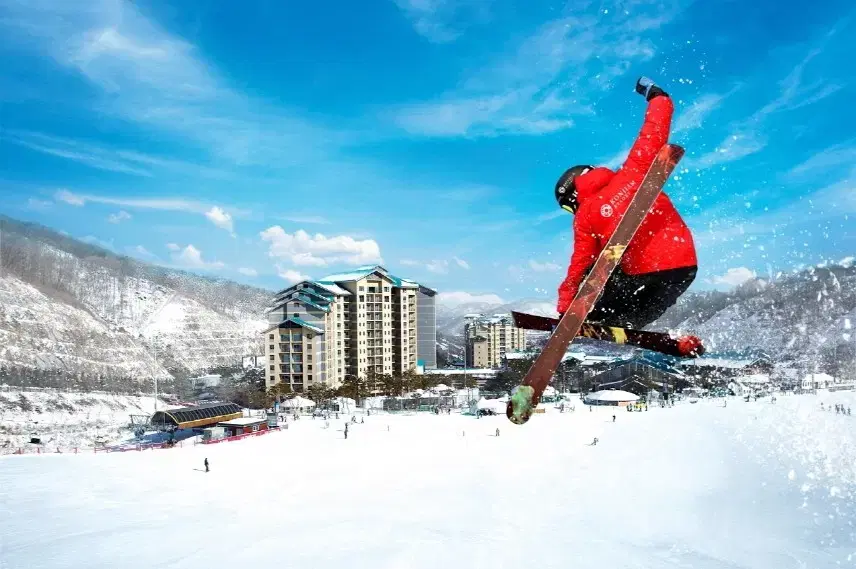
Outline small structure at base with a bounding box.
[584,390,639,407]
[217,417,269,437]
[201,426,226,442]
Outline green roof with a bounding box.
[288,316,325,334]
[317,264,425,290]
[263,316,325,335]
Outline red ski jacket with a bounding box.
[557,96,697,314]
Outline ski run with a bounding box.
[2,390,855,569]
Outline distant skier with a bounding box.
[204,458,209,473]
[554,77,698,330]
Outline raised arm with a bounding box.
[620,77,674,178]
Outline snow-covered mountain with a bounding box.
[436,261,856,373]
[654,262,856,367]
[0,216,269,385]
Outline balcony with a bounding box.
[291,344,303,353]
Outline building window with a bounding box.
[358,286,364,291]
[307,354,313,361]
[308,375,313,381]
[308,365,313,371]
[269,345,274,350]
[270,365,274,371]
[269,355,274,361]
[269,334,274,340]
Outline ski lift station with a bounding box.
[150,402,243,431]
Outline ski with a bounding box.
[507,143,685,425]
[510,310,704,358]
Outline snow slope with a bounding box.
[655,264,856,361]
[0,388,172,450]
[2,391,854,568]
[0,275,170,379]
[0,216,270,380]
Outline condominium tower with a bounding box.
[262,265,436,392]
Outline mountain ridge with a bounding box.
[0,215,270,384]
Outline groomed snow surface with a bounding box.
[0,389,170,450]
[2,392,855,569]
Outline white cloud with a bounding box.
[260,226,383,267]
[686,132,767,170]
[425,259,450,274]
[749,45,842,124]
[529,259,562,272]
[204,206,234,235]
[6,131,153,177]
[784,142,856,181]
[55,189,86,206]
[238,267,258,277]
[3,130,228,179]
[107,210,131,223]
[26,197,53,210]
[0,0,338,167]
[672,92,728,134]
[80,235,114,250]
[166,243,180,251]
[51,189,246,228]
[710,267,756,288]
[277,267,311,284]
[393,0,485,44]
[400,259,420,266]
[453,256,470,270]
[535,209,566,224]
[436,291,505,308]
[279,214,329,225]
[130,245,156,259]
[391,5,682,138]
[602,146,632,170]
[170,244,224,270]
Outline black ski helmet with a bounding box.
[555,165,593,214]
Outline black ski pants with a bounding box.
[586,266,697,329]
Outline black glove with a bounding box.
[635,76,668,101]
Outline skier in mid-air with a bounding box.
[554,77,698,329]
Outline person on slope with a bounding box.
[554,76,698,330]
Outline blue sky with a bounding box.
[1,0,854,307]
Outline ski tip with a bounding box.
[506,385,536,425]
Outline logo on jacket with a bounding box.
[600,204,614,217]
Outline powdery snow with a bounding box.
[1,392,854,568]
[0,388,173,450]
